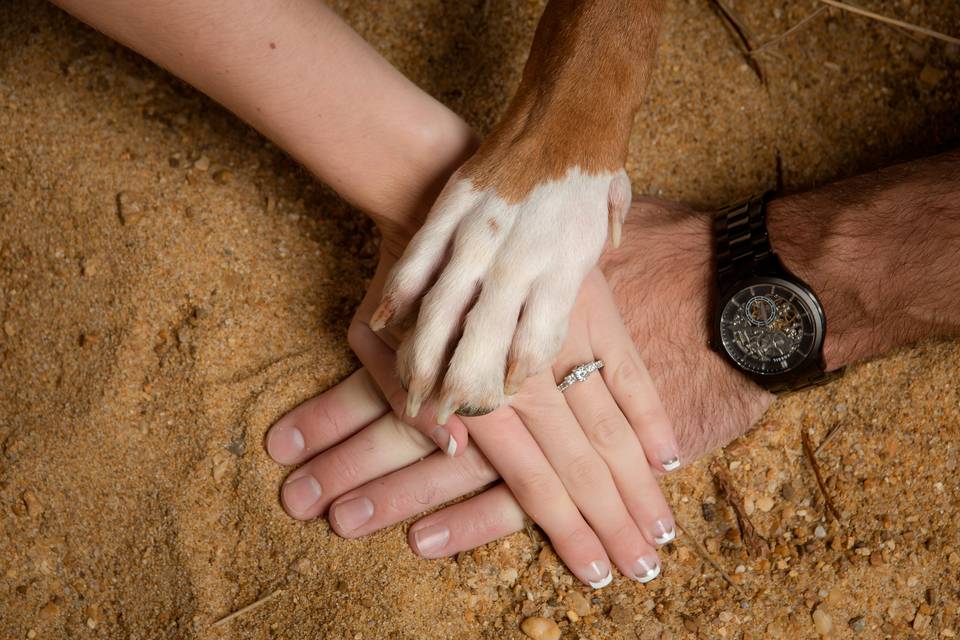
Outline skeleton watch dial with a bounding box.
[717,278,824,376]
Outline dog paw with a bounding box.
[374,166,632,422]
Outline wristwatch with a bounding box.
[711,193,840,394]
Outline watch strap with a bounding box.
[714,193,776,293]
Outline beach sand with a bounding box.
[1,0,959,638]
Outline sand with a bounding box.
[1,0,959,638]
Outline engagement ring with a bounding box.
[557,360,604,392]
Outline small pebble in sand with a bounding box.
[608,604,633,625]
[289,557,311,575]
[520,616,560,640]
[22,490,43,517]
[116,191,143,225]
[701,501,717,522]
[780,483,796,501]
[848,616,866,632]
[39,600,60,619]
[814,525,827,539]
[193,155,210,171]
[499,568,518,585]
[757,496,775,512]
[812,608,833,636]
[565,591,590,617]
[212,169,234,185]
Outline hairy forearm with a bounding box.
[52,0,476,224]
[769,150,960,370]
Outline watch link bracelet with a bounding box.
[711,193,841,394]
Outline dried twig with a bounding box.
[706,0,765,82]
[818,0,960,46]
[801,430,842,521]
[815,419,849,454]
[211,588,284,629]
[675,519,745,597]
[751,6,829,56]
[710,461,768,557]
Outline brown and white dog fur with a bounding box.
[371,0,665,425]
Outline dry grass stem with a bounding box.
[211,588,285,629]
[801,430,842,521]
[751,6,829,55]
[815,419,849,454]
[707,0,765,81]
[710,461,769,557]
[818,0,960,45]
[675,519,746,597]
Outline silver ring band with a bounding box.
[557,360,604,392]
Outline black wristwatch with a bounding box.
[710,193,839,394]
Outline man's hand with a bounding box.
[370,0,665,422]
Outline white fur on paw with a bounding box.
[390,166,626,418]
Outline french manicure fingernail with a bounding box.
[432,427,457,456]
[632,555,661,583]
[412,524,451,558]
[331,496,374,533]
[267,423,305,464]
[653,519,676,545]
[661,454,681,472]
[585,560,613,589]
[281,475,322,515]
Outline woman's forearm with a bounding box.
[53,0,477,224]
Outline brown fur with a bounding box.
[463,0,664,202]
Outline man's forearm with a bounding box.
[53,0,476,224]
[768,150,960,371]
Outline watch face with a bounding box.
[717,278,824,376]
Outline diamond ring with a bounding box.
[557,360,604,392]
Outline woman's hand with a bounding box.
[265,201,774,582]
[269,262,679,587]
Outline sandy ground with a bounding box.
[1,0,959,638]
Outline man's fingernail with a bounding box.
[585,560,613,589]
[331,496,374,534]
[632,555,661,583]
[432,427,457,456]
[281,475,322,516]
[653,519,676,545]
[412,524,451,558]
[267,423,305,464]
[661,454,681,472]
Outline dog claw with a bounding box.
[504,361,525,396]
[369,297,395,331]
[610,217,623,248]
[436,397,457,426]
[405,390,423,419]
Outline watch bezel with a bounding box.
[713,276,826,378]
